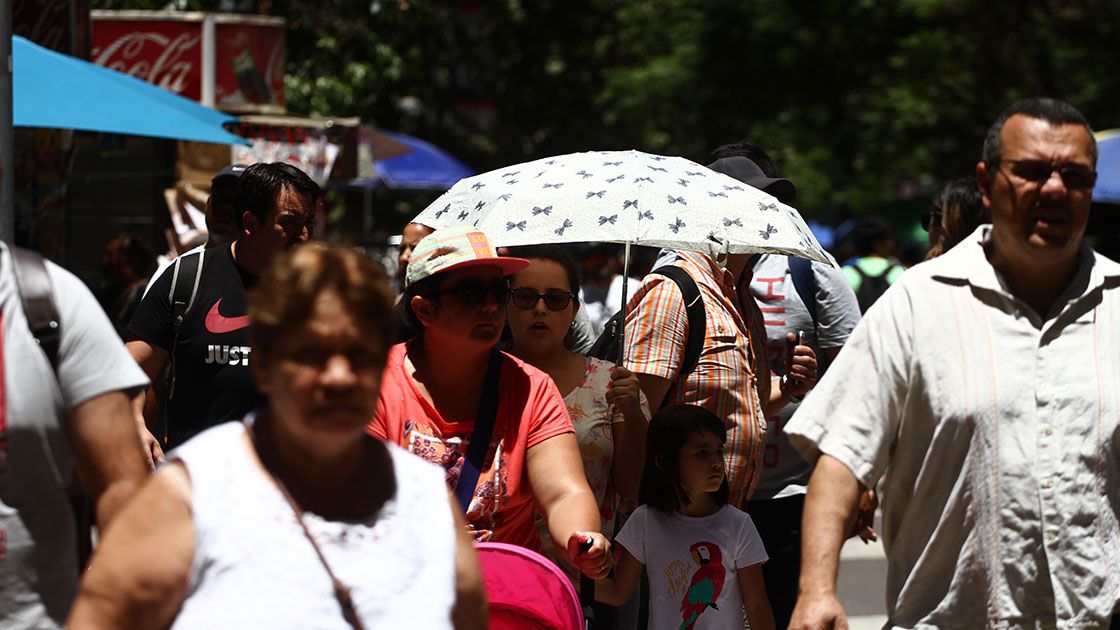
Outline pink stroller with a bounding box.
[476,542,593,630]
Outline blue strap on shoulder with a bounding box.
[788,255,818,328]
[453,349,504,512]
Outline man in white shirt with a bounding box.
[787,97,1120,628]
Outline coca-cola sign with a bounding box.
[214,23,285,111]
[91,21,203,99]
[90,12,286,113]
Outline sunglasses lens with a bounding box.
[1060,167,1096,190]
[1015,162,1052,183]
[511,288,539,309]
[451,280,487,306]
[543,291,573,311]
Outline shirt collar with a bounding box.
[675,250,738,292]
[931,224,1120,297]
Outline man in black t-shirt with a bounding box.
[126,163,319,463]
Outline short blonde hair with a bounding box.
[249,244,395,362]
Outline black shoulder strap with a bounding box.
[654,266,706,376]
[165,250,205,400]
[454,348,504,512]
[788,255,819,329]
[10,246,62,374]
[156,250,205,446]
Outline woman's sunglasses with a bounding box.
[509,288,577,311]
[434,278,511,307]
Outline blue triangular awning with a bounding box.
[12,35,247,146]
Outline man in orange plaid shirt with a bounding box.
[623,156,818,507]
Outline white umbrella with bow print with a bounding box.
[410,149,831,357]
[411,149,830,265]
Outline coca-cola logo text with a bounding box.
[92,31,201,96]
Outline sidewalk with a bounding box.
[837,524,888,630]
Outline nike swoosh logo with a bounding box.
[204,299,250,334]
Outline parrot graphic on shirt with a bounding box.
[679,541,725,630]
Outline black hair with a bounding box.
[851,216,895,257]
[639,405,730,514]
[982,98,1097,169]
[112,233,156,278]
[233,162,321,230]
[504,244,582,296]
[706,141,780,178]
[927,177,987,259]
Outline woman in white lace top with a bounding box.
[68,244,486,629]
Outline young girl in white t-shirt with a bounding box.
[595,404,775,630]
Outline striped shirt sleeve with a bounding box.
[623,275,688,381]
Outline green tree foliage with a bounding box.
[90,0,1120,215]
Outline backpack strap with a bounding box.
[453,348,504,512]
[654,266,706,376]
[788,255,819,330]
[166,251,205,400]
[157,250,205,445]
[9,246,61,373]
[6,246,95,571]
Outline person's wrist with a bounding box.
[781,374,805,403]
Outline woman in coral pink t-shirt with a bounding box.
[368,225,611,581]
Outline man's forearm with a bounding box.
[131,388,148,429]
[799,454,862,597]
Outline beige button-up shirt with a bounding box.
[787,227,1120,628]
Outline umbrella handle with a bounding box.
[617,242,631,366]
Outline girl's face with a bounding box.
[678,429,726,496]
[506,258,578,352]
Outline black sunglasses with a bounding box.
[1002,159,1097,190]
[510,288,577,311]
[434,278,511,307]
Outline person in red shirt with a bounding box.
[369,224,611,580]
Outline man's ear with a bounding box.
[976,161,993,211]
[242,211,258,236]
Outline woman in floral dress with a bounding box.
[504,245,650,571]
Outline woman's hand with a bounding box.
[605,366,644,417]
[567,532,612,579]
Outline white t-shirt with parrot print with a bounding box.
[615,504,768,629]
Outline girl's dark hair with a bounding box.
[503,244,581,296]
[639,404,730,514]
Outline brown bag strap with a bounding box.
[244,417,365,630]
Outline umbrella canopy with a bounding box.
[1093,130,1120,204]
[350,130,474,191]
[412,149,830,264]
[12,35,247,146]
